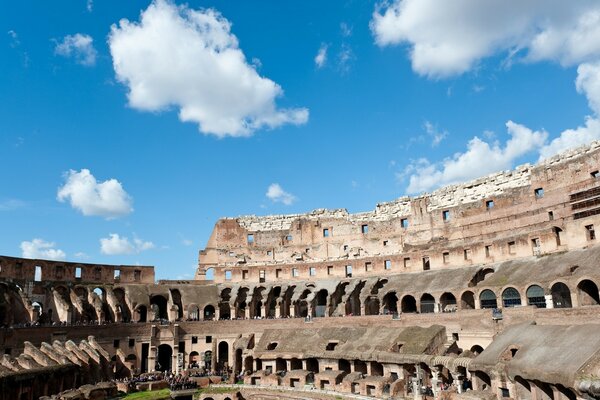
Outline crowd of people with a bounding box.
[165,372,198,391]
[113,373,163,392]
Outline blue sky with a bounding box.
[2,0,600,279]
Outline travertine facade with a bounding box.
[4,142,600,399]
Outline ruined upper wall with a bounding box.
[0,255,155,284]
[232,141,600,232]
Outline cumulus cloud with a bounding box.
[371,0,600,78]
[21,239,66,260]
[100,233,154,255]
[266,183,296,205]
[315,44,328,68]
[108,0,308,137]
[402,121,547,193]
[54,33,97,66]
[57,169,133,219]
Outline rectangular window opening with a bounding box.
[403,257,410,269]
[384,260,391,270]
[134,269,141,281]
[323,228,330,237]
[464,249,471,260]
[442,210,450,221]
[383,240,388,246]
[34,266,42,282]
[191,336,198,344]
[259,270,266,283]
[326,342,338,351]
[275,269,282,278]
[508,241,516,255]
[345,265,352,278]
[548,211,554,221]
[592,170,600,179]
[486,200,494,209]
[114,269,121,280]
[292,268,299,277]
[361,224,368,234]
[365,262,372,272]
[443,252,450,264]
[422,257,430,271]
[225,270,232,281]
[129,338,135,347]
[286,235,292,241]
[309,267,316,276]
[534,188,544,198]
[587,224,596,240]
[247,234,254,244]
[485,245,491,258]
[401,218,409,228]
[327,266,333,275]
[113,339,120,348]
[206,336,212,344]
[242,270,248,280]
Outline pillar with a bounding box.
[545,294,554,309]
[245,307,250,319]
[148,346,157,371]
[434,302,441,313]
[275,304,281,318]
[474,297,481,310]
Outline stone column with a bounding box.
[245,307,250,319]
[434,302,441,313]
[545,294,554,309]
[275,304,281,318]
[215,307,220,321]
[474,297,481,310]
[148,346,157,371]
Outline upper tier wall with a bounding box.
[198,140,600,282]
[0,255,155,284]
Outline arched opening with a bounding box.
[113,288,131,322]
[189,351,199,368]
[125,354,137,371]
[170,289,184,320]
[235,288,249,319]
[526,285,546,308]
[219,303,231,320]
[382,292,398,314]
[205,267,215,281]
[136,305,147,322]
[535,380,555,400]
[514,376,532,400]
[156,344,172,372]
[354,360,367,374]
[468,268,494,287]
[290,358,302,370]
[461,291,475,310]
[218,341,229,370]
[275,357,286,372]
[473,371,491,390]
[553,227,562,246]
[577,279,600,306]
[551,282,572,308]
[401,295,417,313]
[150,295,168,320]
[31,301,43,323]
[254,300,263,318]
[371,361,383,376]
[188,305,199,321]
[420,293,435,313]
[364,297,380,315]
[234,349,242,375]
[479,290,497,309]
[339,359,351,373]
[471,345,484,355]
[306,358,319,373]
[296,300,308,318]
[502,287,522,308]
[440,292,457,312]
[314,289,328,317]
[344,282,363,316]
[556,384,576,400]
[204,304,216,320]
[244,356,253,373]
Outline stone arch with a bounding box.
[170,289,184,320]
[344,281,364,316]
[266,286,281,318]
[468,268,494,287]
[401,295,417,313]
[275,357,286,372]
[471,345,484,355]
[339,359,351,373]
[234,348,242,375]
[526,285,546,308]
[306,358,319,373]
[189,351,199,367]
[382,292,398,314]
[313,289,328,317]
[244,356,254,373]
[236,287,249,318]
[113,288,131,322]
[577,279,600,306]
[502,287,522,308]
[460,290,475,310]
[135,304,147,322]
[440,292,457,312]
[420,293,435,313]
[188,304,200,321]
[551,282,572,308]
[364,296,380,315]
[150,295,168,320]
[479,289,497,309]
[203,304,216,320]
[514,376,532,400]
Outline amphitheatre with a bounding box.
[5,141,600,400]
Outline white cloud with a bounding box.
[539,117,600,160]
[402,121,547,193]
[266,183,296,205]
[7,30,19,47]
[340,22,353,37]
[100,233,154,255]
[424,120,448,147]
[74,252,90,259]
[577,62,600,115]
[54,33,97,66]
[57,169,133,219]
[86,0,93,12]
[108,0,308,137]
[338,44,354,74]
[21,239,66,261]
[315,44,328,68]
[371,1,600,78]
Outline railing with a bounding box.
[212,383,383,399]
